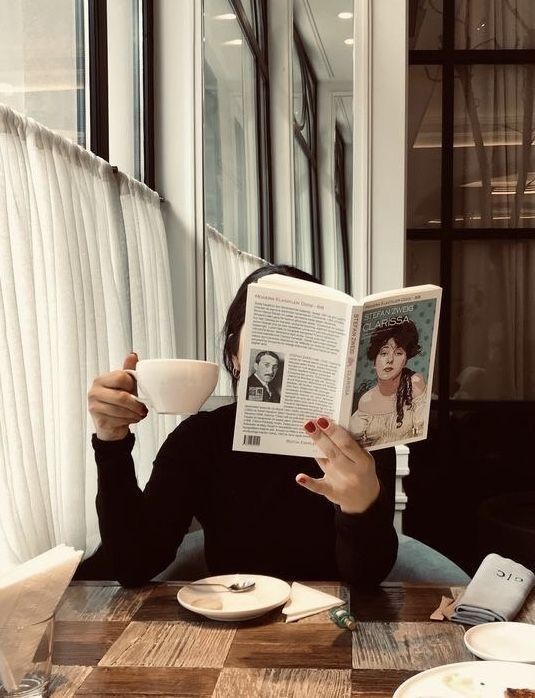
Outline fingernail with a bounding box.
[304,420,316,433]
[317,417,330,429]
[297,475,307,484]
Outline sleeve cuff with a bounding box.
[335,482,389,529]
[92,432,136,453]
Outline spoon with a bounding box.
[186,579,256,593]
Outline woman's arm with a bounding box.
[94,419,200,587]
[298,418,398,586]
[334,448,398,586]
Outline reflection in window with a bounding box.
[406,240,441,397]
[407,66,442,228]
[0,0,86,146]
[455,0,535,49]
[409,0,443,50]
[107,0,145,180]
[450,239,535,400]
[453,64,535,228]
[203,0,269,257]
[293,30,320,277]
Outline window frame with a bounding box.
[225,0,273,261]
[86,0,154,186]
[407,1,535,431]
[292,26,321,280]
[334,124,351,294]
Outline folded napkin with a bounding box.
[0,544,83,691]
[451,553,535,626]
[282,582,345,623]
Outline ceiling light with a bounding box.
[223,39,242,46]
[215,13,236,20]
[344,38,354,45]
[338,12,353,19]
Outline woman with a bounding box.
[350,321,426,448]
[87,264,398,587]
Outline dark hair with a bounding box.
[254,350,280,365]
[366,320,422,428]
[222,264,319,394]
[366,320,421,362]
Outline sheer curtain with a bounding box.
[451,2,535,400]
[0,105,176,571]
[205,225,266,397]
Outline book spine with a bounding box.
[338,305,361,428]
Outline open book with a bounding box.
[232,275,441,456]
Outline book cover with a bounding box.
[232,276,441,457]
[349,286,441,451]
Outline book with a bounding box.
[232,275,441,456]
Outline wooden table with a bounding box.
[49,580,535,697]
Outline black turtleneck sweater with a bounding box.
[93,403,398,587]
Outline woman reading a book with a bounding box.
[350,321,427,448]
[86,265,398,588]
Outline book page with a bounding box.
[349,285,441,451]
[232,283,356,457]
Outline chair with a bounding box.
[153,528,470,585]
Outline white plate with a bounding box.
[393,660,535,697]
[177,574,291,621]
[464,622,535,663]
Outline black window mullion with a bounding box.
[88,0,109,160]
[229,0,268,79]
[141,0,155,189]
[436,0,455,448]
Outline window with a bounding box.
[407,0,535,572]
[203,0,271,258]
[293,29,320,278]
[0,0,154,185]
[107,0,152,183]
[0,0,87,146]
[334,126,351,293]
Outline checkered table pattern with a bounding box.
[50,581,535,697]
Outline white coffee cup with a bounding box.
[125,359,219,414]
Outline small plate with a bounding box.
[393,660,535,697]
[464,622,535,663]
[177,574,291,621]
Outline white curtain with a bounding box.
[205,225,266,396]
[450,3,535,400]
[0,105,176,571]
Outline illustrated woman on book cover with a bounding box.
[350,320,427,447]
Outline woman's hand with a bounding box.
[88,353,148,441]
[297,417,380,514]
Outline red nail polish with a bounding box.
[317,417,329,429]
[304,420,316,433]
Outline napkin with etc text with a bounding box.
[282,582,345,622]
[0,544,83,691]
[450,553,535,626]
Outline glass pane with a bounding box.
[407,66,442,228]
[406,240,441,286]
[240,0,255,32]
[204,0,260,255]
[294,140,313,274]
[107,0,141,179]
[453,64,535,228]
[450,239,535,400]
[292,43,304,126]
[0,0,85,145]
[409,0,443,49]
[455,0,535,49]
[406,240,441,397]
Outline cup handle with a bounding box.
[123,368,152,407]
